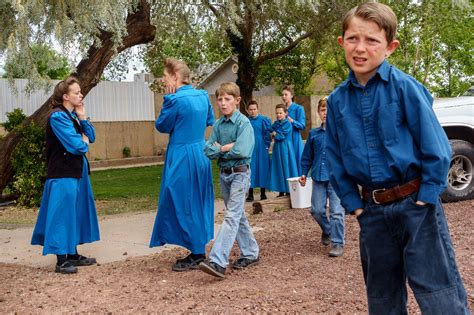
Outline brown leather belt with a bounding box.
[362,178,421,205]
[221,165,249,175]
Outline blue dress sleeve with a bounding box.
[50,112,89,155]
[292,104,306,131]
[274,120,292,141]
[206,98,215,127]
[263,116,272,149]
[79,120,96,143]
[155,94,178,133]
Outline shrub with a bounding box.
[122,146,131,158]
[3,108,27,132]
[4,109,46,207]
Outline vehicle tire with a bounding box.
[441,140,474,202]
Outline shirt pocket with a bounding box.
[377,102,402,145]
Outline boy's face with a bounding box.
[276,108,287,121]
[217,92,240,118]
[318,106,327,124]
[282,90,293,106]
[247,104,259,118]
[338,16,399,86]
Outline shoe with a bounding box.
[198,260,226,278]
[260,195,267,200]
[277,192,285,197]
[68,255,97,266]
[329,244,344,257]
[321,232,330,246]
[55,261,78,274]
[172,254,205,272]
[246,195,254,202]
[232,257,260,270]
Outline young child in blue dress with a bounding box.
[268,104,298,197]
[31,76,100,274]
[246,100,271,202]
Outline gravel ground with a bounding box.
[0,200,472,313]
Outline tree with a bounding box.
[3,44,72,80]
[0,0,156,194]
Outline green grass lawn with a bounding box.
[90,161,222,216]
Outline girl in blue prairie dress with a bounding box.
[268,104,299,195]
[246,100,271,201]
[31,76,100,274]
[149,58,215,272]
[281,85,306,174]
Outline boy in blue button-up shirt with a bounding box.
[299,98,345,258]
[326,3,469,313]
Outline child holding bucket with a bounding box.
[268,104,298,197]
[299,97,345,257]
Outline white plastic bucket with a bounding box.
[286,177,312,208]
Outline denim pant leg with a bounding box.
[209,171,258,268]
[328,182,345,246]
[400,196,469,314]
[358,202,408,315]
[235,205,259,260]
[310,180,331,235]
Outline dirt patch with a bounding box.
[1,200,472,313]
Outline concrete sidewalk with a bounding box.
[0,199,229,268]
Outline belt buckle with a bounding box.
[372,188,386,204]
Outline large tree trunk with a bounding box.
[0,0,156,194]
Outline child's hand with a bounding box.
[299,175,306,186]
[164,85,176,94]
[82,134,90,144]
[287,116,294,123]
[221,142,234,152]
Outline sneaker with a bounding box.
[172,254,205,272]
[260,195,267,200]
[198,260,226,278]
[246,195,254,202]
[232,257,260,270]
[329,244,344,257]
[321,232,330,246]
[55,261,78,274]
[68,255,97,266]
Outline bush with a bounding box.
[122,146,131,158]
[4,109,46,207]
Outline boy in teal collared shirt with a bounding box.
[200,82,260,278]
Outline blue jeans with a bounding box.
[358,193,469,314]
[209,170,259,268]
[310,180,345,245]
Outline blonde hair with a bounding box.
[318,97,327,111]
[52,76,80,108]
[216,82,240,98]
[342,2,398,43]
[164,58,190,85]
[275,103,288,113]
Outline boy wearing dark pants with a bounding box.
[200,82,259,278]
[326,3,469,314]
[299,97,345,257]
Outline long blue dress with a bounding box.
[249,115,271,189]
[150,85,215,254]
[31,111,100,255]
[287,102,306,174]
[268,119,299,193]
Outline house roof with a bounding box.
[196,55,238,89]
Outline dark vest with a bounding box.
[45,105,89,179]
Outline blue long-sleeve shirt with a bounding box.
[300,126,329,181]
[326,60,451,213]
[50,111,95,155]
[204,110,254,168]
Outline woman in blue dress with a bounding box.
[31,76,100,274]
[246,100,271,201]
[150,58,215,272]
[268,104,299,195]
[282,85,306,174]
